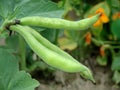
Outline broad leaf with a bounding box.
[16,0,63,18]
[0,0,15,19]
[0,48,18,90]
[0,46,15,53]
[41,29,57,42]
[84,1,110,18]
[96,55,107,66]
[0,31,9,38]
[64,30,80,41]
[111,0,120,12]
[0,17,2,26]
[0,48,39,90]
[5,35,19,50]
[91,24,103,38]
[111,19,120,40]
[111,55,120,71]
[0,0,63,20]
[8,71,39,90]
[58,37,77,50]
[112,71,120,84]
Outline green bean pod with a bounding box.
[19,14,100,30]
[10,25,95,82]
[25,26,77,62]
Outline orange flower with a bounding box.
[85,32,91,45]
[112,12,120,20]
[93,8,109,27]
[100,46,105,57]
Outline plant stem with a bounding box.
[0,19,8,32]
[19,35,26,70]
[54,30,59,45]
[110,46,120,49]
[91,38,104,46]
[103,41,120,44]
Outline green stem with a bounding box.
[0,19,9,33]
[27,61,46,72]
[19,35,26,70]
[91,38,104,46]
[54,30,59,45]
[103,41,120,44]
[110,46,120,49]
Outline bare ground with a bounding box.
[36,61,120,90]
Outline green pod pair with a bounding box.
[19,14,100,30]
[10,25,95,83]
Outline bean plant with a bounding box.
[0,0,101,90]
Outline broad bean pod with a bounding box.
[25,26,78,62]
[10,25,95,82]
[19,14,100,30]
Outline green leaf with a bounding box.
[58,37,77,50]
[84,1,110,18]
[41,29,57,42]
[16,0,64,18]
[0,31,9,38]
[0,0,63,20]
[111,0,120,12]
[96,55,107,66]
[0,17,2,25]
[111,19,120,40]
[0,0,15,19]
[8,71,39,90]
[64,30,82,42]
[5,35,19,50]
[0,48,19,90]
[112,71,120,84]
[91,25,103,38]
[111,55,120,71]
[0,48,39,90]
[0,46,15,53]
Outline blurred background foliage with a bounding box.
[57,0,120,84]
